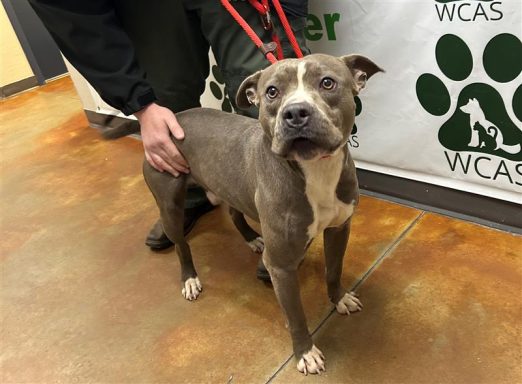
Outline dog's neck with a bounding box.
[297,146,351,239]
[297,147,345,200]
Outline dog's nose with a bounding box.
[282,103,311,129]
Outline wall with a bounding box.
[0,3,33,88]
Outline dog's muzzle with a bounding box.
[272,102,343,160]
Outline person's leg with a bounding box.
[184,0,265,118]
[115,0,214,249]
[272,16,312,60]
[115,0,208,111]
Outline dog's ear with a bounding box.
[236,70,263,110]
[340,54,384,94]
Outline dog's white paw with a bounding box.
[182,277,202,301]
[247,237,264,253]
[297,345,325,375]
[336,291,363,314]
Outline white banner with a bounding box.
[77,0,521,203]
[304,0,522,203]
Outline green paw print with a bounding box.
[209,65,234,113]
[416,33,522,161]
[352,96,362,135]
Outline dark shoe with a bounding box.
[145,219,171,250]
[145,201,216,250]
[256,258,271,283]
[256,257,305,283]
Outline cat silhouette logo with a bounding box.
[461,98,520,154]
[416,33,522,162]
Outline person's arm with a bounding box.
[29,0,189,176]
[29,0,152,114]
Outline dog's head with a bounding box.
[237,53,383,161]
[460,98,479,114]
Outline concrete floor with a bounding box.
[1,77,521,383]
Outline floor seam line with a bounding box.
[265,355,294,384]
[265,306,336,383]
[352,210,425,291]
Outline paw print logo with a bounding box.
[416,33,522,161]
[209,65,234,113]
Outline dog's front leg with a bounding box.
[263,250,325,375]
[324,220,363,315]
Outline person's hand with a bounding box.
[134,102,189,177]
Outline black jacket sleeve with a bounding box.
[28,0,156,115]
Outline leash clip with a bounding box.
[260,8,272,30]
[259,41,278,57]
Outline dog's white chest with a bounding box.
[300,152,355,240]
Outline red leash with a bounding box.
[220,0,304,64]
[268,0,303,58]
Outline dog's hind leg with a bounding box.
[143,162,202,301]
[229,207,264,254]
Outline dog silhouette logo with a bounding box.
[416,33,522,161]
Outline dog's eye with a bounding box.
[320,77,336,90]
[266,86,279,100]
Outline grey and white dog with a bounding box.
[143,53,383,374]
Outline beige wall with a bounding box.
[0,4,34,87]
